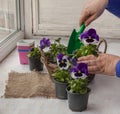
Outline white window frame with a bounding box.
[25,0,120,39]
[0,0,24,62]
[31,0,80,37]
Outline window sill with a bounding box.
[0,31,24,62]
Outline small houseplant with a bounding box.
[52,53,70,99]
[28,47,43,71]
[66,63,90,112]
[39,37,67,78]
[75,28,99,57]
[74,28,103,82]
[40,37,67,63]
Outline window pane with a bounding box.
[0,0,18,42]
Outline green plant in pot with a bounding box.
[28,47,43,71]
[74,28,100,82]
[40,37,67,63]
[52,53,71,99]
[66,63,90,112]
[39,37,67,77]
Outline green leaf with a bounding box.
[68,78,88,94]
[28,47,41,58]
[52,68,70,83]
[44,38,67,63]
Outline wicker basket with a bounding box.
[96,38,107,53]
[39,38,107,82]
[39,48,57,81]
[88,38,107,82]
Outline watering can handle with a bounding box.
[77,23,86,35]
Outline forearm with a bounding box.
[80,0,109,26]
[100,0,108,8]
[106,0,120,17]
[85,0,109,8]
[116,60,120,78]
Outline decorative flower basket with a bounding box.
[89,38,107,82]
[39,29,107,83]
[96,38,107,53]
[87,38,107,82]
[39,38,107,82]
[39,48,58,80]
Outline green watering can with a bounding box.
[67,24,86,54]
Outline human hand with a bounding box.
[77,53,120,76]
[79,0,108,26]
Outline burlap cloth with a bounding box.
[4,71,56,98]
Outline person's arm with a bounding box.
[106,0,120,18]
[79,0,108,26]
[77,53,120,77]
[116,60,120,77]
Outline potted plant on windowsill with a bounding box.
[52,53,71,99]
[39,37,67,79]
[66,63,90,112]
[28,47,43,71]
[74,28,107,82]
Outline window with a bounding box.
[0,0,24,62]
[31,0,120,39]
[0,0,20,43]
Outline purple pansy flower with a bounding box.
[39,37,51,49]
[70,63,88,79]
[57,53,70,70]
[71,56,77,66]
[80,28,99,45]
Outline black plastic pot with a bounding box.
[87,74,95,83]
[54,79,68,99]
[28,57,43,71]
[66,87,90,112]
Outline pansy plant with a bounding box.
[80,28,99,45]
[28,47,41,58]
[70,63,88,79]
[69,63,89,94]
[40,37,67,63]
[39,37,51,50]
[57,53,70,70]
[75,28,99,58]
[52,53,71,83]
